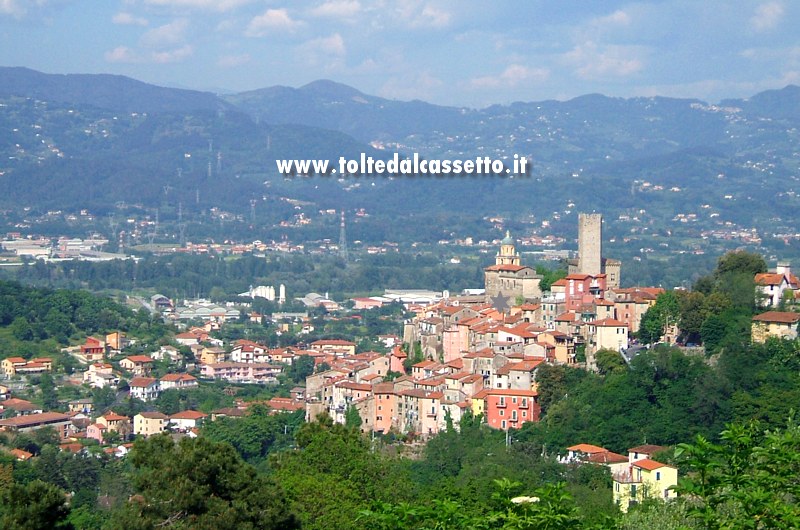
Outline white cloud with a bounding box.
[0,0,50,18]
[246,8,303,37]
[592,9,631,29]
[217,53,251,68]
[104,43,193,64]
[564,41,643,79]
[104,46,141,63]
[470,64,549,89]
[143,0,253,12]
[750,1,784,32]
[309,0,361,19]
[0,0,24,16]
[300,33,346,68]
[140,18,189,49]
[113,12,149,26]
[395,1,451,29]
[151,45,194,63]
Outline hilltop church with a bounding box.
[484,231,542,307]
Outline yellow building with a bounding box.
[133,412,168,437]
[470,389,488,418]
[613,459,678,512]
[751,311,800,343]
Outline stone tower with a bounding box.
[578,213,602,276]
[496,231,520,266]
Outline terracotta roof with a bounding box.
[628,444,667,454]
[129,377,157,387]
[632,458,673,471]
[565,274,591,280]
[588,318,627,327]
[0,412,71,427]
[486,389,537,397]
[755,273,785,286]
[338,381,373,392]
[9,448,33,460]
[101,412,129,422]
[752,311,800,323]
[3,357,26,364]
[124,355,154,363]
[567,443,609,454]
[137,411,168,419]
[484,264,528,272]
[372,382,396,394]
[170,410,208,420]
[160,373,197,382]
[212,407,246,417]
[311,339,356,346]
[0,398,38,411]
[586,451,629,464]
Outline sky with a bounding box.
[0,0,798,108]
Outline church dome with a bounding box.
[501,230,514,245]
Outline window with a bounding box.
[501,420,506,429]
[522,411,527,418]
[512,397,517,404]
[499,397,505,406]
[499,410,504,417]
[521,398,527,408]
[656,471,661,481]
[511,410,517,420]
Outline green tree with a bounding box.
[345,404,363,430]
[110,434,298,530]
[0,479,73,530]
[595,349,628,376]
[674,418,800,529]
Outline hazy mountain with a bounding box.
[223,79,472,142]
[0,66,232,114]
[1,67,799,265]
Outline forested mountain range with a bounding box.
[1,67,799,274]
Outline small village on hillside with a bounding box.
[0,212,796,514]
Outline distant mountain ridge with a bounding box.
[1,66,799,261]
[0,66,232,114]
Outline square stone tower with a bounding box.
[578,213,602,276]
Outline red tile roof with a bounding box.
[567,443,608,454]
[170,410,208,420]
[752,311,800,323]
[632,458,673,471]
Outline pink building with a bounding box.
[484,389,540,431]
[564,274,607,312]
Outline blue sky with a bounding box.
[0,1,798,107]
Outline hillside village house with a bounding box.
[159,373,198,390]
[613,458,678,511]
[562,442,677,512]
[169,410,207,431]
[755,262,800,307]
[83,362,118,388]
[119,355,154,376]
[484,389,540,430]
[96,411,131,438]
[134,412,168,437]
[129,377,160,401]
[751,311,800,343]
[1,357,52,377]
[0,412,73,438]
